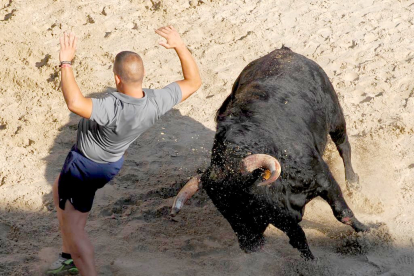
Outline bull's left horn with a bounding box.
[171,174,202,217]
[241,154,281,186]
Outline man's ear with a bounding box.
[115,74,121,85]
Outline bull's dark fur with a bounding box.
[201,47,367,259]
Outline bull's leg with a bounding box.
[330,125,360,190]
[272,219,314,260]
[236,230,265,253]
[232,222,267,253]
[320,173,368,232]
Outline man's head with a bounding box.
[113,51,145,90]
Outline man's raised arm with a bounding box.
[59,32,92,118]
[155,26,201,102]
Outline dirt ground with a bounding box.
[1,0,414,275]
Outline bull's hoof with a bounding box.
[352,221,385,234]
[364,222,385,231]
[239,236,265,253]
[352,220,370,232]
[346,173,361,192]
[346,172,359,184]
[341,216,370,232]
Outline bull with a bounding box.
[171,47,368,259]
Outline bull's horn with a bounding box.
[171,174,202,217]
[241,154,281,186]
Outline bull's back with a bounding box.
[217,47,338,153]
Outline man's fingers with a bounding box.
[155,29,166,35]
[157,27,172,34]
[156,27,170,34]
[69,32,75,48]
[67,33,71,47]
[159,41,171,49]
[159,26,171,32]
[156,26,181,49]
[155,29,169,38]
[65,32,71,47]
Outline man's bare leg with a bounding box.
[61,200,96,276]
[52,175,70,253]
[53,175,96,275]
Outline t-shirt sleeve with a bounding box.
[89,95,117,126]
[153,82,182,117]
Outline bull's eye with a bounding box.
[262,169,271,180]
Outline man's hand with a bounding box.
[59,32,92,119]
[155,26,185,49]
[155,25,201,102]
[59,32,78,62]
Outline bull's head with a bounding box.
[170,154,281,217]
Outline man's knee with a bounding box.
[61,220,86,250]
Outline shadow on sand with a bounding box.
[1,88,413,276]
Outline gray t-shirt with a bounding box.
[76,82,182,163]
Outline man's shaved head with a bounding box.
[114,51,144,84]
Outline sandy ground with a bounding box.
[1,0,414,275]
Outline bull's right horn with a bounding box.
[171,174,202,217]
[241,154,281,186]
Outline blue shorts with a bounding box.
[58,145,124,213]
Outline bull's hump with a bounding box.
[241,49,299,83]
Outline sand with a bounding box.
[0,0,413,275]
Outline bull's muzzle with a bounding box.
[170,154,281,216]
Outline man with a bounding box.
[46,26,201,276]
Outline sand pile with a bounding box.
[0,0,413,275]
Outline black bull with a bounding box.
[171,47,368,259]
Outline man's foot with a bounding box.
[46,254,79,276]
